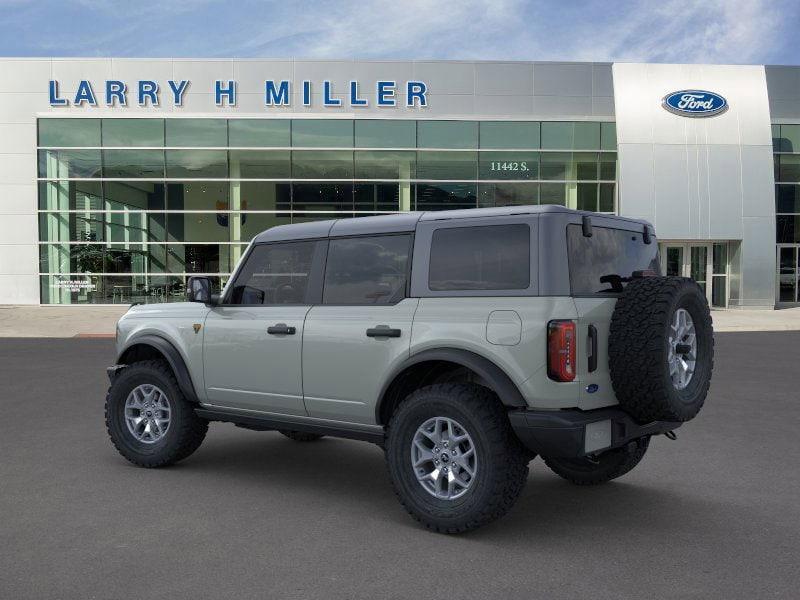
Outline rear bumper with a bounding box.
[508,406,681,458]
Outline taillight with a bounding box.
[547,320,576,382]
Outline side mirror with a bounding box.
[186,276,215,304]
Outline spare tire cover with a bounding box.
[608,276,714,423]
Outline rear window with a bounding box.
[429,224,530,291]
[567,224,660,294]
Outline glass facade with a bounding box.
[37,118,618,304]
[774,124,800,303]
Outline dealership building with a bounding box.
[0,58,799,308]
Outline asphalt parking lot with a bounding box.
[1,333,799,599]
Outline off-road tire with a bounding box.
[386,384,529,534]
[543,436,650,485]
[609,276,714,423]
[105,360,208,468]
[279,430,325,442]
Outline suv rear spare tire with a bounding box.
[609,276,713,423]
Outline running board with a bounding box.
[195,407,386,444]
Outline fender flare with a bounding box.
[376,348,527,422]
[117,334,199,403]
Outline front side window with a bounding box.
[228,241,316,305]
[429,224,530,291]
[567,224,660,294]
[323,235,410,305]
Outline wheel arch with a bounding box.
[117,335,199,403]
[376,348,527,425]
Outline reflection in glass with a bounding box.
[292,150,353,179]
[229,120,290,147]
[776,184,800,213]
[39,119,101,147]
[417,121,478,149]
[104,181,165,211]
[576,183,599,211]
[478,182,539,207]
[540,153,570,180]
[415,183,477,211]
[292,183,354,212]
[38,181,103,210]
[292,120,353,147]
[539,183,566,206]
[355,151,415,179]
[479,122,540,149]
[168,213,231,243]
[354,183,402,212]
[167,182,229,211]
[167,244,229,273]
[355,120,416,148]
[575,153,598,180]
[103,150,165,178]
[38,149,102,178]
[165,119,227,147]
[166,150,228,178]
[102,119,164,147]
[229,150,290,179]
[600,123,617,151]
[238,181,291,211]
[778,154,800,182]
[416,151,477,180]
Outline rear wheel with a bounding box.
[105,360,208,468]
[386,384,529,534]
[543,436,650,485]
[279,430,324,442]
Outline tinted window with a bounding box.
[323,235,410,304]
[567,224,660,294]
[429,225,530,291]
[228,241,316,305]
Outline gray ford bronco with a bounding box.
[106,205,713,533]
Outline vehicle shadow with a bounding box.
[145,426,759,545]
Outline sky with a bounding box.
[0,0,798,65]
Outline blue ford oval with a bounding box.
[662,90,728,117]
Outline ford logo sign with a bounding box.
[662,90,728,117]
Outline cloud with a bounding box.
[0,0,796,65]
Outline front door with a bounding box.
[660,243,712,304]
[203,240,323,415]
[302,233,416,425]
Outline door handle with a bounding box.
[366,325,402,338]
[267,323,296,335]
[587,324,598,373]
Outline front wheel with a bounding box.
[543,436,650,486]
[105,360,208,468]
[386,384,529,534]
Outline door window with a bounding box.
[323,235,411,305]
[227,241,317,305]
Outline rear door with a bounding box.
[566,222,660,410]
[302,234,417,424]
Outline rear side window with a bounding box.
[228,241,316,305]
[429,224,530,291]
[323,235,411,305]
[567,224,660,294]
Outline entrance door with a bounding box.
[777,245,799,304]
[660,242,712,304]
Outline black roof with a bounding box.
[251,205,651,243]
